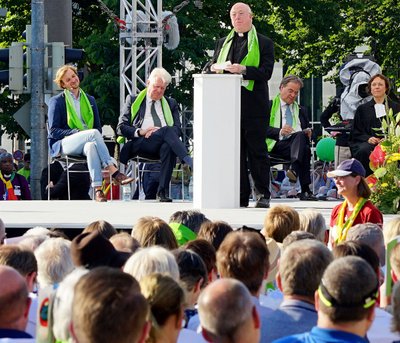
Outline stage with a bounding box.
[1,198,396,238]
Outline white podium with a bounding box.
[192,74,241,208]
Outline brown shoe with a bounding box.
[113,172,135,185]
[95,189,107,202]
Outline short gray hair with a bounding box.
[148,67,172,85]
[280,75,304,88]
[299,209,327,243]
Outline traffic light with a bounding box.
[65,48,85,64]
[0,42,25,93]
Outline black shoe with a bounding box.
[298,191,318,201]
[157,191,172,202]
[286,169,297,183]
[255,197,270,208]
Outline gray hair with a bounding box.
[0,219,5,244]
[280,75,304,89]
[279,239,332,297]
[299,209,327,243]
[148,67,172,85]
[123,246,179,282]
[34,238,74,287]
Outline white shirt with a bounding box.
[280,99,301,132]
[141,96,167,130]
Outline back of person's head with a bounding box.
[18,234,48,251]
[384,217,400,246]
[217,231,269,295]
[198,278,260,343]
[390,243,400,280]
[0,218,5,244]
[333,241,380,277]
[197,221,233,251]
[34,237,74,287]
[23,226,50,237]
[183,239,216,280]
[262,205,300,242]
[0,265,31,331]
[0,245,37,276]
[346,223,385,266]
[299,208,327,243]
[110,232,141,253]
[132,216,178,250]
[391,282,400,333]
[282,230,315,250]
[123,246,179,282]
[173,248,207,293]
[140,273,185,343]
[72,267,149,343]
[169,210,210,234]
[82,220,117,239]
[318,256,378,323]
[279,239,332,298]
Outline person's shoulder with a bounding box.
[256,32,273,43]
[49,92,65,103]
[273,332,310,343]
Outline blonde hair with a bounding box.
[263,205,300,243]
[54,65,78,88]
[384,217,400,246]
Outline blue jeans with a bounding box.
[60,129,113,187]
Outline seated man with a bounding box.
[266,75,316,200]
[117,67,193,202]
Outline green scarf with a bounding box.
[216,25,260,91]
[64,89,94,130]
[266,94,299,152]
[169,222,197,246]
[117,89,174,144]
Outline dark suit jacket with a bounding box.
[350,98,400,144]
[47,92,102,157]
[116,94,182,140]
[266,101,310,141]
[211,31,274,129]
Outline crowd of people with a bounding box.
[0,204,400,342]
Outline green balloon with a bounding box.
[316,137,336,162]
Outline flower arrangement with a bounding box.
[367,109,400,214]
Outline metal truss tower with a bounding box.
[119,0,163,109]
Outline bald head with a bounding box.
[230,2,253,33]
[0,265,31,331]
[198,278,259,343]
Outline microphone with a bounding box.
[202,60,213,74]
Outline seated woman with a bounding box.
[47,65,133,202]
[328,158,383,246]
[350,73,400,175]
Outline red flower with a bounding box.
[369,145,386,171]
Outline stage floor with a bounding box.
[0,198,396,235]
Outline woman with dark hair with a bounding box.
[350,73,400,175]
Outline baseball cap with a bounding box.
[327,158,366,178]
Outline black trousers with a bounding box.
[240,127,271,205]
[271,131,311,189]
[350,142,374,176]
[120,126,188,192]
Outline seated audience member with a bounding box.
[123,245,180,283]
[0,246,38,337]
[197,221,233,251]
[265,240,332,342]
[34,237,74,288]
[140,273,204,343]
[266,75,316,201]
[17,153,30,182]
[383,217,400,246]
[184,239,218,284]
[0,218,5,244]
[349,73,400,176]
[132,216,178,250]
[299,208,328,244]
[261,205,300,243]
[328,158,383,245]
[173,249,208,327]
[391,283,400,335]
[275,256,378,343]
[281,231,316,251]
[346,222,385,267]
[198,278,260,343]
[110,232,141,253]
[0,152,32,200]
[82,220,117,239]
[333,241,398,342]
[48,64,133,202]
[45,163,91,200]
[40,160,64,199]
[217,231,270,341]
[71,231,131,269]
[0,266,33,340]
[390,243,400,282]
[117,67,193,202]
[169,210,210,236]
[70,267,150,343]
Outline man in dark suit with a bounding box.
[210,2,274,208]
[266,75,316,200]
[117,67,192,202]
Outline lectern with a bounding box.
[192,74,241,208]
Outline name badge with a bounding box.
[374,104,386,118]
